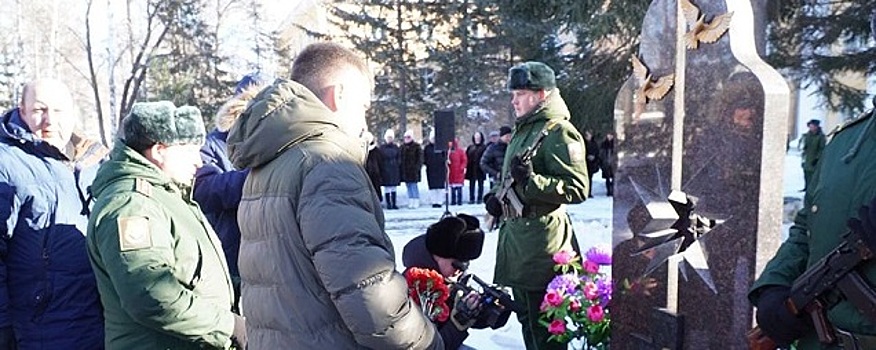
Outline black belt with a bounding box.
[836,328,876,349]
[521,204,561,218]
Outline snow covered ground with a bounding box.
[383,149,805,349]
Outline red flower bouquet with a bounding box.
[404,267,451,322]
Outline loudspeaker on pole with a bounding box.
[433,110,455,152]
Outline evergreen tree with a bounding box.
[766,1,876,115]
[146,0,232,125]
[325,1,440,134]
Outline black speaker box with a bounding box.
[433,110,455,152]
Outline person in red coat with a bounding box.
[447,139,467,205]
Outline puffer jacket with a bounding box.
[479,141,507,183]
[226,79,442,350]
[0,108,105,349]
[87,143,237,350]
[400,141,423,183]
[447,142,466,185]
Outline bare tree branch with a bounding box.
[85,0,108,145]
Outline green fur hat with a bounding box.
[122,101,205,149]
[507,61,556,91]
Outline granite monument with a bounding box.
[611,0,790,348]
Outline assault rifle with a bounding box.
[492,128,550,224]
[747,219,876,349]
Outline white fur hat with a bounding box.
[384,129,395,140]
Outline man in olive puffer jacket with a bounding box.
[227,42,443,349]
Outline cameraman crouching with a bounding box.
[403,214,508,349]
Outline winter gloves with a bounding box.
[509,155,532,185]
[755,286,812,347]
[484,194,502,218]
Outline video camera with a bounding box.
[449,261,521,330]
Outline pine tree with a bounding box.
[146,0,231,124]
[766,1,876,115]
[325,1,438,134]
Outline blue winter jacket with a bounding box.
[0,108,104,349]
[193,129,247,281]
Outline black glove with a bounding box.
[0,326,15,350]
[509,156,532,185]
[755,286,812,347]
[484,194,502,217]
[232,314,247,349]
[850,202,876,251]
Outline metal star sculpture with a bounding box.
[628,178,725,293]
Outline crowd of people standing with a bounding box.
[364,126,616,208]
[0,39,615,350]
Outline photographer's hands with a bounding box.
[450,290,481,331]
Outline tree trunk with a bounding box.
[84,0,108,145]
[396,0,407,133]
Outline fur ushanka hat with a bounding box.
[122,101,206,147]
[425,214,485,262]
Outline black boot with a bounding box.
[606,179,614,197]
[384,193,392,208]
[390,192,398,209]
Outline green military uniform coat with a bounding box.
[492,90,590,291]
[751,111,876,349]
[801,128,826,172]
[86,143,237,350]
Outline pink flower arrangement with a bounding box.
[548,319,567,335]
[539,248,612,348]
[587,305,605,323]
[553,250,576,265]
[545,290,564,307]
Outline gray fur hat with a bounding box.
[122,101,205,148]
[507,61,557,91]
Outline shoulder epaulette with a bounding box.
[827,110,874,137]
[134,178,153,197]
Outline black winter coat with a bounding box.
[465,142,487,181]
[365,147,383,194]
[400,141,423,182]
[424,143,447,189]
[479,141,507,182]
[585,138,600,176]
[379,142,402,186]
[600,138,616,179]
[402,235,488,350]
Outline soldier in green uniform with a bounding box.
[800,119,826,192]
[484,62,590,350]
[86,102,246,350]
[749,15,876,350]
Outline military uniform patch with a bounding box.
[118,216,152,251]
[567,142,585,163]
[134,178,153,197]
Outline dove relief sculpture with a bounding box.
[632,55,675,119]
[681,0,733,50]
